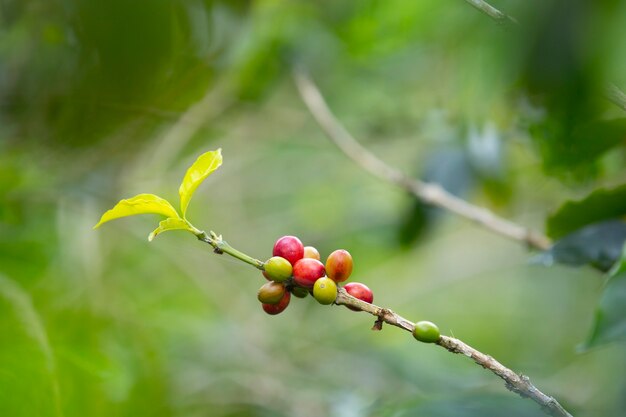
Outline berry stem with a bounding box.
[195,229,265,270]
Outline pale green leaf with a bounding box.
[148,217,193,241]
[179,149,223,217]
[93,194,180,229]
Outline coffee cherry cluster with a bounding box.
[258,235,375,315]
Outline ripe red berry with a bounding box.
[303,246,320,260]
[325,249,353,282]
[292,258,326,288]
[343,282,373,311]
[273,236,304,265]
[262,291,291,315]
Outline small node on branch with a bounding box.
[372,317,384,331]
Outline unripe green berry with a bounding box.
[412,321,440,343]
[291,286,309,298]
[257,281,286,304]
[263,256,292,282]
[313,277,337,305]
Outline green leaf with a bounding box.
[0,274,61,417]
[546,185,626,239]
[531,118,626,177]
[533,220,626,272]
[178,148,223,217]
[93,194,180,229]
[585,244,626,348]
[148,217,193,242]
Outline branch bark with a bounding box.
[333,289,573,417]
[292,69,551,251]
[463,0,518,24]
[196,233,572,417]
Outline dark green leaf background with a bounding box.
[586,246,626,348]
[1,1,626,416]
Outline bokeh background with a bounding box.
[1,1,626,416]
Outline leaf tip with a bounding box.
[93,216,106,230]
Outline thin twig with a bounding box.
[292,69,551,251]
[196,230,266,270]
[463,0,518,24]
[194,234,572,417]
[333,289,572,417]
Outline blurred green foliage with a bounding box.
[1,1,626,416]
[586,245,626,348]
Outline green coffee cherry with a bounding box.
[312,277,337,305]
[291,286,309,298]
[412,321,440,343]
[263,256,292,282]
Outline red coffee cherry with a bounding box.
[292,258,326,288]
[343,282,373,311]
[257,281,287,305]
[325,249,353,282]
[262,291,291,315]
[273,236,304,266]
[303,246,321,260]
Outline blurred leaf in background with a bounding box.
[585,244,626,348]
[1,0,626,416]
